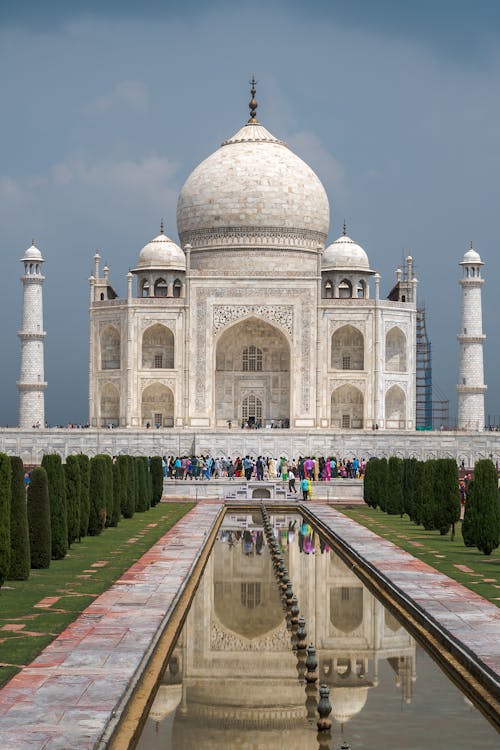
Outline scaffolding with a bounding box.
[416,307,449,430]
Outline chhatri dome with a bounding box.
[177,78,330,259]
[135,223,186,271]
[322,225,371,271]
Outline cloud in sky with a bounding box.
[1,2,500,425]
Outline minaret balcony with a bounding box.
[16,381,48,390]
[456,384,487,393]
[456,334,486,343]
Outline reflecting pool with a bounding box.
[136,512,498,749]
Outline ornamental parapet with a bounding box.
[17,331,47,340]
[456,384,487,393]
[457,334,486,343]
[16,381,47,390]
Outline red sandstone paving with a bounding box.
[309,503,500,676]
[0,501,223,750]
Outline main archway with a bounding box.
[215,317,290,426]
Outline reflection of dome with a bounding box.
[149,684,182,721]
[176,121,329,254]
[331,686,369,723]
[136,231,186,271]
[322,234,370,271]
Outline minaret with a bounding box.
[17,241,47,428]
[457,243,486,431]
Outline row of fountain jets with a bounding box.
[260,505,351,750]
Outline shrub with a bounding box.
[363,458,378,508]
[77,454,90,538]
[102,455,114,527]
[376,458,388,512]
[116,455,133,518]
[433,459,461,539]
[473,459,500,556]
[386,457,404,515]
[150,456,164,506]
[111,460,122,527]
[126,456,136,519]
[403,458,419,521]
[0,452,12,588]
[88,455,107,535]
[461,479,476,547]
[41,454,68,560]
[420,459,437,530]
[135,457,150,512]
[27,467,51,569]
[8,457,30,580]
[65,456,81,546]
[411,461,425,525]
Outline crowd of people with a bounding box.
[161,454,366,486]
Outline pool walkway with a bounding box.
[0,499,499,748]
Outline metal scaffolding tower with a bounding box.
[416,307,449,429]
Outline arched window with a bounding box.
[142,324,174,369]
[173,279,182,298]
[154,278,168,297]
[356,279,366,299]
[385,327,407,372]
[100,326,121,369]
[141,280,150,298]
[324,280,333,299]
[242,345,263,372]
[242,393,262,421]
[338,279,352,298]
[331,325,364,370]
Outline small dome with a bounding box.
[136,231,185,271]
[460,245,483,265]
[331,686,369,723]
[323,234,370,271]
[21,242,43,262]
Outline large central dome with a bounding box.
[176,117,330,264]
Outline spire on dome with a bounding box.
[248,76,259,124]
[160,218,164,234]
[343,220,347,237]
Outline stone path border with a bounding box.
[0,501,223,750]
[304,503,500,728]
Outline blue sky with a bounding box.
[1,0,500,426]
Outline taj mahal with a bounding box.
[9,82,492,465]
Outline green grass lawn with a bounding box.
[0,502,193,687]
[338,505,500,606]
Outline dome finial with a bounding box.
[31,238,35,246]
[343,220,347,236]
[248,75,259,124]
[160,218,164,234]
[470,240,473,249]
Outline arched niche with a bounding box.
[154,278,168,297]
[356,279,367,299]
[338,279,352,298]
[173,278,182,298]
[385,385,406,429]
[331,325,364,370]
[330,585,364,633]
[331,385,364,429]
[215,317,290,426]
[100,325,121,370]
[100,383,120,427]
[385,327,407,372]
[323,279,333,299]
[142,324,174,369]
[141,383,174,427]
[140,279,150,297]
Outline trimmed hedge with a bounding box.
[41,454,68,560]
[27,467,51,569]
[8,457,30,580]
[0,452,12,588]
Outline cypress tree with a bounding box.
[412,461,425,525]
[41,454,68,560]
[0,452,12,588]
[117,455,133,518]
[111,460,122,527]
[433,459,461,539]
[386,457,404,515]
[27,467,51,569]
[473,459,500,556]
[421,459,437,530]
[461,479,477,547]
[377,458,388,512]
[8,456,30,580]
[363,458,377,508]
[88,455,107,535]
[77,454,90,538]
[64,455,81,546]
[135,458,149,512]
[102,455,114,527]
[403,458,419,520]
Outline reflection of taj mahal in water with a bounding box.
[141,514,416,749]
[86,82,419,433]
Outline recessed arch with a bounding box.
[141,383,174,427]
[356,279,367,299]
[215,317,290,426]
[324,279,333,299]
[142,324,174,369]
[331,384,364,429]
[385,385,406,429]
[100,325,121,370]
[100,383,120,427]
[331,325,364,370]
[330,585,364,633]
[173,278,182,298]
[154,277,168,297]
[140,279,150,297]
[385,327,407,372]
[338,279,353,298]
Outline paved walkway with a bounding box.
[307,504,500,689]
[0,501,223,750]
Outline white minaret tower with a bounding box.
[18,241,47,428]
[457,243,486,431]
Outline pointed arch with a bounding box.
[385,385,406,429]
[141,383,174,427]
[331,385,364,429]
[100,325,121,370]
[338,279,353,298]
[385,327,407,372]
[142,324,174,369]
[100,383,120,427]
[331,325,364,370]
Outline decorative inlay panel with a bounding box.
[213,304,293,336]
